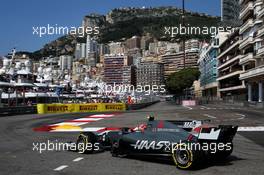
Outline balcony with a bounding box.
[239,36,254,49]
[217,40,240,59]
[240,2,254,20]
[240,65,264,80]
[258,8,264,18]
[217,70,244,81]
[256,46,264,57]
[239,0,248,5]
[219,85,246,92]
[240,19,254,34]
[257,25,264,37]
[239,53,255,65]
[218,55,242,70]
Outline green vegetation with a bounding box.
[99,12,220,43]
[30,7,220,58]
[166,68,200,94]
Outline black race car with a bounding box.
[74,117,238,169]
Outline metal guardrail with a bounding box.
[0,106,37,116]
[0,101,160,116]
[126,101,160,110]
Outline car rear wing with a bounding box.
[167,120,209,131]
[197,125,238,142]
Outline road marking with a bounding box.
[201,106,211,109]
[235,113,246,120]
[51,122,88,126]
[34,114,116,132]
[183,106,193,110]
[73,157,84,162]
[238,127,264,132]
[203,114,217,119]
[54,165,68,171]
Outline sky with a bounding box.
[0,0,221,56]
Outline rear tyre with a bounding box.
[172,143,196,169]
[111,141,119,157]
[76,132,96,154]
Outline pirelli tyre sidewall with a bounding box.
[76,132,95,154]
[172,143,194,169]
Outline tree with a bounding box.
[166,68,200,94]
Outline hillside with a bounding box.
[31,6,220,58]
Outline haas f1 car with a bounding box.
[75,117,238,169]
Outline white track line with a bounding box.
[90,114,114,118]
[82,127,106,132]
[235,113,246,120]
[238,127,264,132]
[72,118,103,121]
[73,157,84,162]
[203,114,217,119]
[51,122,88,126]
[54,165,68,171]
[201,106,211,109]
[183,106,193,110]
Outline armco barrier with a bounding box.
[37,103,126,114]
[126,101,159,110]
[0,106,37,116]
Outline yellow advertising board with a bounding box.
[37,103,126,114]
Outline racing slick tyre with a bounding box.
[111,140,127,157]
[76,132,96,154]
[111,141,119,157]
[172,143,198,169]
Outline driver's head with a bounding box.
[148,115,155,121]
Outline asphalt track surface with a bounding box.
[0,102,264,175]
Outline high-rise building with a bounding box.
[239,0,264,105]
[103,54,133,84]
[198,32,229,97]
[108,42,126,55]
[81,43,86,58]
[137,62,164,87]
[75,43,81,59]
[125,36,141,50]
[122,66,137,86]
[221,0,241,26]
[162,50,199,79]
[86,36,98,67]
[217,29,246,100]
[59,55,73,71]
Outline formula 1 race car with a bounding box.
[74,117,238,169]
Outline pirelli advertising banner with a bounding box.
[101,103,126,112]
[37,103,126,114]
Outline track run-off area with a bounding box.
[0,102,264,175]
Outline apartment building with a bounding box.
[221,0,241,26]
[103,54,133,85]
[198,32,229,97]
[122,66,137,86]
[162,50,199,79]
[239,0,264,105]
[137,62,164,87]
[217,29,246,100]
